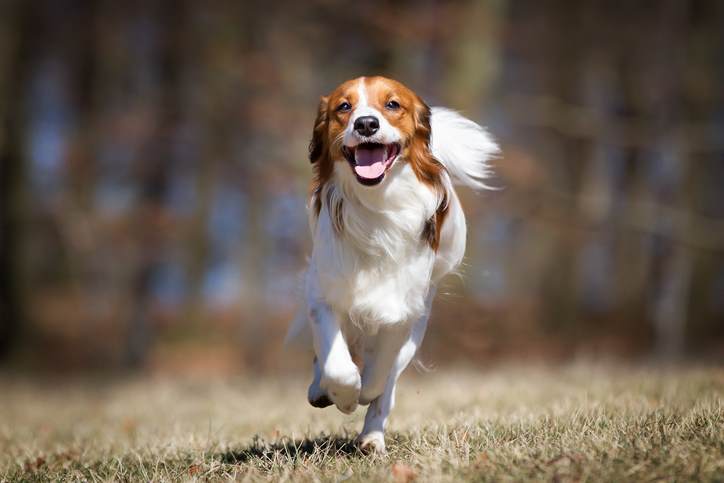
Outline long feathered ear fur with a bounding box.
[407,96,445,186]
[407,95,450,251]
[309,96,331,217]
[309,96,329,164]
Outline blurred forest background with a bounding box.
[1,0,722,375]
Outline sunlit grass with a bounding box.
[1,365,722,481]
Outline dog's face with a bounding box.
[310,76,433,188]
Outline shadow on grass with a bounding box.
[218,435,363,465]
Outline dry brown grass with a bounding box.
[1,364,722,482]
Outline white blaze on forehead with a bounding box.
[357,78,368,108]
[353,78,376,118]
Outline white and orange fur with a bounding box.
[286,76,498,453]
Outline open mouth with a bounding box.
[341,143,401,186]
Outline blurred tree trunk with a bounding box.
[681,0,724,356]
[0,1,33,360]
[647,1,690,361]
[538,1,588,334]
[126,0,187,368]
[444,0,500,110]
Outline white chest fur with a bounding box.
[308,163,441,329]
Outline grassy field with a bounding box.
[0,364,722,482]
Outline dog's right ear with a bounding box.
[309,96,329,164]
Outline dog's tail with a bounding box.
[430,107,499,190]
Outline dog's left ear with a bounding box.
[309,96,329,164]
[412,95,432,145]
[408,95,447,194]
[408,95,434,171]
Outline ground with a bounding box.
[0,365,722,482]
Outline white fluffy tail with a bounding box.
[430,107,499,190]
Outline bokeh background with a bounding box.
[1,0,723,376]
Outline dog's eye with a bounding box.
[336,102,352,112]
[385,100,401,110]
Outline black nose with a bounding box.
[353,116,379,137]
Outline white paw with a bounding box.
[320,362,361,414]
[356,431,386,454]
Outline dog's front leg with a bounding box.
[308,301,361,414]
[356,318,428,453]
[307,357,332,408]
[359,324,410,405]
[357,289,434,453]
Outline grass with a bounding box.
[0,364,722,482]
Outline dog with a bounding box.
[287,76,498,453]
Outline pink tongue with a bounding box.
[354,146,387,179]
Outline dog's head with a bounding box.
[309,76,437,189]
